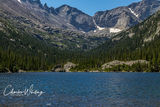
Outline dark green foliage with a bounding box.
[103,63,149,72]
[0,65,8,73]
[1,10,160,72]
[0,18,72,72]
[71,11,160,72]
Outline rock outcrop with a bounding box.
[64,62,76,72]
[102,60,149,70]
[93,0,160,31]
[52,62,76,72]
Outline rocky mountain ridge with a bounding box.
[4,0,160,34]
[94,0,160,32]
[0,0,160,50]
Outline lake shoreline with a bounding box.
[0,70,159,73]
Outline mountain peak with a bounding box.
[43,3,56,14]
[55,4,96,32]
[57,4,72,13]
[56,4,90,17]
[56,4,78,13]
[61,4,71,8]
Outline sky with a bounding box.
[41,0,141,16]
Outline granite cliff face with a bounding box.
[55,5,96,32]
[94,7,140,30]
[0,0,109,50]
[1,0,96,32]
[0,0,160,50]
[93,0,160,31]
[2,0,160,34]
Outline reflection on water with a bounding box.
[0,72,160,107]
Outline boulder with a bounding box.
[64,62,76,72]
[52,64,65,72]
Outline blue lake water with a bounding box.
[0,72,160,107]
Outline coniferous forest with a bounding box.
[71,11,160,72]
[1,10,160,72]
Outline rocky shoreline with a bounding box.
[0,60,151,73]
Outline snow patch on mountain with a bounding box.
[109,28,122,33]
[17,0,22,3]
[96,25,105,30]
[93,19,105,31]
[129,8,139,18]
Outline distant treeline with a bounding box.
[1,11,160,72]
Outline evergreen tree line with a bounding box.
[71,11,160,72]
[1,11,160,72]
